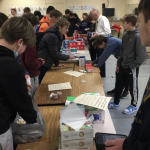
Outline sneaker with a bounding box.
[107,89,115,95]
[108,102,119,109]
[120,91,129,99]
[123,105,137,114]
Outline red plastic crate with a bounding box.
[77,45,84,50]
[78,34,83,38]
[69,42,77,46]
[77,41,84,46]
[74,30,78,34]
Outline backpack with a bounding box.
[36,32,46,51]
[34,22,49,33]
[36,29,65,51]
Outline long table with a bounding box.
[60,47,91,63]
[17,47,115,150]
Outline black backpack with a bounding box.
[36,30,65,51]
[35,32,46,51]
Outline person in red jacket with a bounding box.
[19,13,45,98]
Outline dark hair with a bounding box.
[24,7,31,14]
[0,17,36,47]
[11,9,17,12]
[0,12,8,28]
[120,14,137,26]
[83,13,88,18]
[22,13,39,27]
[86,15,92,22]
[34,10,42,16]
[93,35,107,47]
[46,6,55,14]
[50,10,62,18]
[65,9,70,14]
[69,12,74,17]
[138,0,150,23]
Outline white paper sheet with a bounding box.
[48,82,72,91]
[60,103,87,130]
[64,71,84,77]
[74,94,112,110]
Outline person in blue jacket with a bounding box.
[76,13,90,34]
[92,35,130,98]
[92,35,121,67]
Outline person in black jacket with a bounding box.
[67,11,81,37]
[38,18,75,84]
[83,15,96,61]
[105,0,150,150]
[0,17,37,150]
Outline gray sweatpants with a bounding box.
[0,128,13,150]
[28,76,39,98]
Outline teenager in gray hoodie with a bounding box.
[108,14,146,114]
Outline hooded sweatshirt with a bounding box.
[0,45,37,134]
[38,25,70,69]
[93,35,122,67]
[117,28,146,69]
[39,16,52,32]
[19,46,43,77]
[123,77,150,150]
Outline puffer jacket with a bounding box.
[37,25,70,69]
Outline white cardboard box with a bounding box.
[85,109,105,124]
[60,123,93,141]
[58,137,91,150]
[61,138,93,149]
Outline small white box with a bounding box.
[60,123,93,141]
[61,138,93,149]
[85,110,105,124]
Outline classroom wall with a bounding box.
[0,0,126,19]
[126,0,140,4]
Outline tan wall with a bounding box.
[126,0,140,4]
[0,0,126,18]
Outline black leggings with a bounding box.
[39,66,49,84]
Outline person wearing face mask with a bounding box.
[38,18,75,84]
[34,11,44,22]
[39,9,62,32]
[0,17,37,150]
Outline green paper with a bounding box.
[67,96,76,102]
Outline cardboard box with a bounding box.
[79,56,86,67]
[58,137,91,150]
[65,97,105,124]
[61,138,93,149]
[60,123,93,141]
[85,64,93,73]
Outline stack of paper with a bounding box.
[64,71,84,77]
[48,82,72,91]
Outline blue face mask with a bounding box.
[14,50,18,57]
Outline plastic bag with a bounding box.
[11,97,45,144]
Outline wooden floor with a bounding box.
[17,62,104,150]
